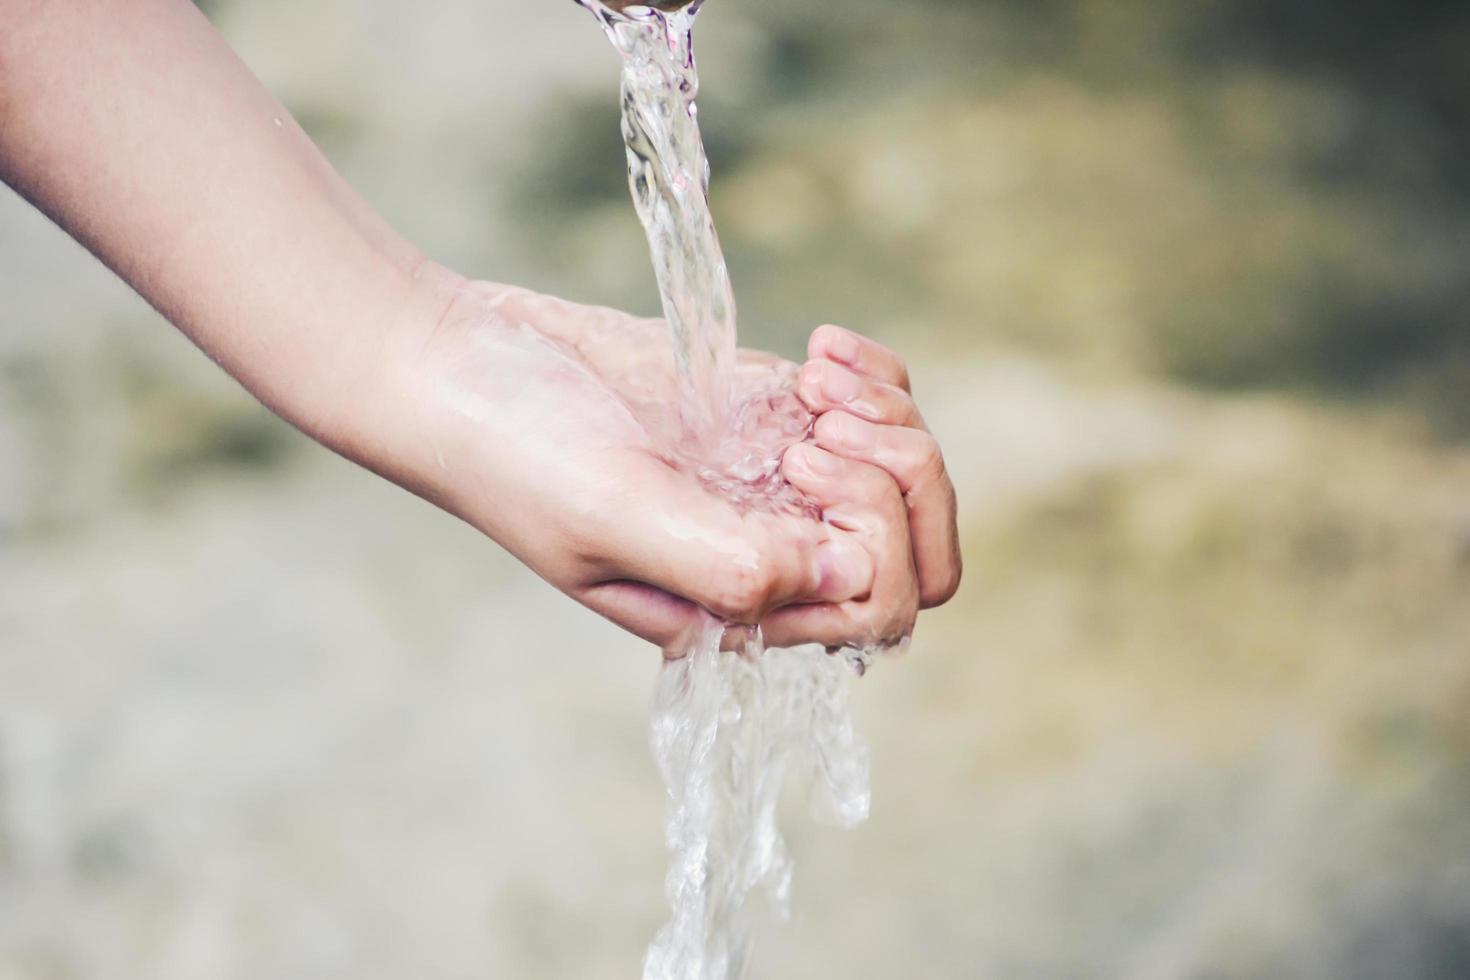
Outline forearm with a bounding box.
[0,0,462,470]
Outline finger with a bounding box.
[577,579,704,651]
[797,359,923,429]
[578,583,760,657]
[813,411,961,608]
[761,444,918,649]
[761,600,914,652]
[808,324,911,392]
[594,464,874,626]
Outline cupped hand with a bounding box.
[795,325,962,610]
[389,279,916,652]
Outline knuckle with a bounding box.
[921,561,963,609]
[810,324,857,366]
[852,463,898,505]
[851,595,917,648]
[710,560,776,623]
[906,432,945,483]
[881,611,918,648]
[812,410,845,445]
[867,338,910,390]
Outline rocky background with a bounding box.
[2,1,1469,977]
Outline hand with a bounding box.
[0,1,925,653]
[760,439,922,652]
[390,279,911,652]
[795,325,962,610]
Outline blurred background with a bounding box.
[3,0,1470,976]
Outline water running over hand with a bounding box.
[574,2,875,977]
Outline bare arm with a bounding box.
[0,0,448,475]
[0,0,925,650]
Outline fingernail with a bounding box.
[796,443,843,476]
[826,328,860,365]
[836,413,876,451]
[816,536,870,600]
[822,364,865,403]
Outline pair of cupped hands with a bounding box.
[407,280,961,655]
[0,0,954,654]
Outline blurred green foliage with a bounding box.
[515,0,1470,434]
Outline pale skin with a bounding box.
[0,0,959,652]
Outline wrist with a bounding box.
[303,257,470,500]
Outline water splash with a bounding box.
[574,2,875,977]
[645,623,869,980]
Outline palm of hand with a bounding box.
[404,281,838,649]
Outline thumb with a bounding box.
[596,466,872,624]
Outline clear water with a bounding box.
[645,623,869,980]
[582,0,734,443]
[574,2,874,977]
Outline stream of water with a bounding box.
[574,2,873,977]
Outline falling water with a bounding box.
[645,624,869,980]
[573,2,873,977]
[579,0,734,443]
